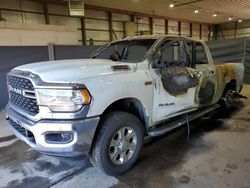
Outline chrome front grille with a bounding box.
[7,75,39,115]
[7,75,34,90]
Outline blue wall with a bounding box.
[0,45,99,108]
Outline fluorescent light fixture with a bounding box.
[194,10,199,14]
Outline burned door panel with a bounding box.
[198,80,215,105]
[152,38,200,122]
[193,42,217,106]
[160,67,200,96]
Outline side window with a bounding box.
[97,45,124,59]
[162,42,181,62]
[127,46,147,62]
[196,42,208,64]
[161,41,188,67]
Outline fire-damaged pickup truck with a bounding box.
[6,35,244,175]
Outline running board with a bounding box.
[148,104,220,137]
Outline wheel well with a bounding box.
[221,79,237,98]
[89,98,148,154]
[102,98,148,126]
[224,79,237,92]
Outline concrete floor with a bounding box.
[0,85,250,188]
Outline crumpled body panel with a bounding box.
[160,67,199,96]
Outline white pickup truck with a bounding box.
[6,35,244,175]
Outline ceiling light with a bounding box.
[238,19,242,23]
[213,13,217,17]
[194,10,199,14]
[169,3,174,8]
[228,17,232,21]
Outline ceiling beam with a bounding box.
[28,0,67,6]
[174,0,203,7]
[85,4,208,24]
[28,0,209,24]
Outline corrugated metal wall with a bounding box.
[207,37,250,83]
[218,20,250,40]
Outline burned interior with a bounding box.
[152,39,200,96]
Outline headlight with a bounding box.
[36,89,91,112]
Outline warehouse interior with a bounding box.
[0,0,250,187]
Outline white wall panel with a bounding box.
[181,22,190,36]
[85,19,109,30]
[192,23,199,39]
[112,13,130,22]
[86,30,109,41]
[0,0,19,9]
[1,10,22,23]
[48,4,68,15]
[0,22,79,45]
[168,20,178,35]
[138,23,150,32]
[201,24,208,41]
[154,18,165,34]
[169,20,178,27]
[112,21,124,31]
[24,13,45,24]
[85,9,108,19]
[49,16,81,28]
[21,0,43,12]
[114,32,124,40]
[137,17,150,34]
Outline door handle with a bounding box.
[210,70,215,75]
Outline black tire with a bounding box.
[90,111,144,176]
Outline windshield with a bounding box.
[90,39,157,63]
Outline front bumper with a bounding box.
[5,105,100,156]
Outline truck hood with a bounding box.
[14,59,136,83]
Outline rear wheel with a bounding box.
[222,89,235,109]
[90,111,144,176]
[219,88,235,117]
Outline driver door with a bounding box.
[150,39,201,123]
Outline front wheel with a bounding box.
[219,88,235,117]
[90,111,144,176]
[221,89,235,109]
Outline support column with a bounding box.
[199,24,202,39]
[165,19,168,35]
[149,17,153,35]
[234,21,238,39]
[80,17,87,45]
[44,3,49,24]
[178,21,181,36]
[108,12,113,41]
[190,23,193,37]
